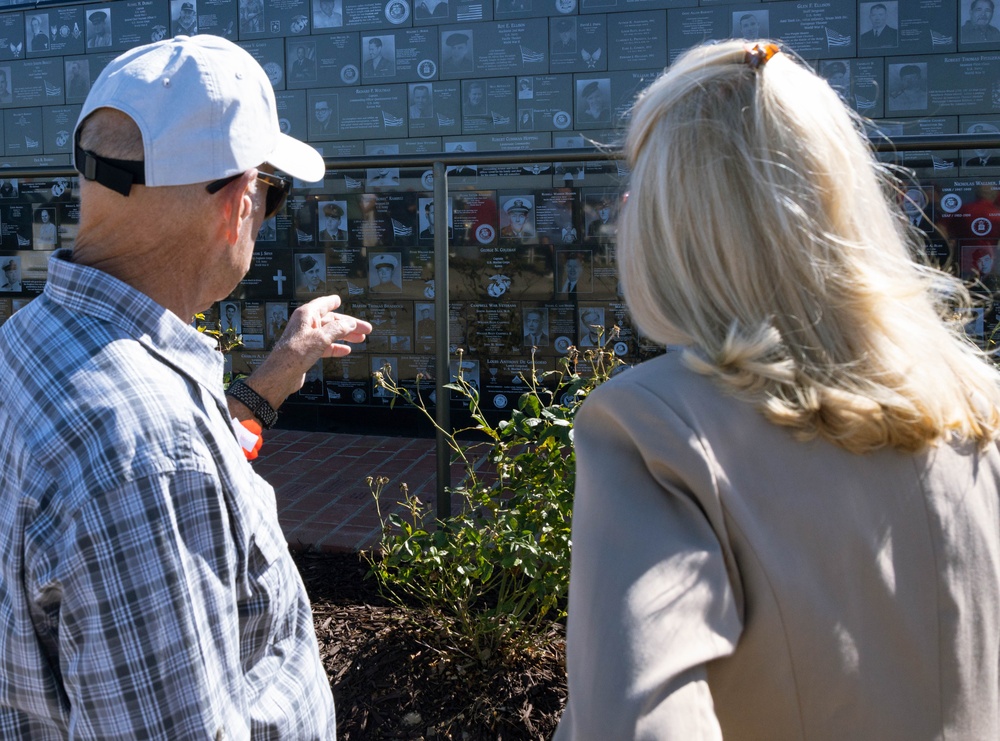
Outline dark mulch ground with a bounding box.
[292,551,568,740]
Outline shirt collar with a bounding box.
[44,249,226,396]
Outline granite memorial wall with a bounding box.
[0,0,998,414]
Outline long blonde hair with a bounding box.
[619,40,1000,453]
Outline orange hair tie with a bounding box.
[744,42,780,70]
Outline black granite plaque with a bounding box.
[493,0,577,18]
[937,180,1000,260]
[764,0,857,60]
[960,116,1000,174]
[289,33,360,89]
[891,53,1000,115]
[666,7,726,61]
[275,88,308,143]
[516,74,573,132]
[238,38,287,89]
[385,27,439,83]
[606,69,658,127]
[7,59,63,108]
[358,300,414,352]
[550,15,607,73]
[489,21,548,77]
[481,355,552,409]
[321,84,407,140]
[535,187,583,245]
[364,142,402,187]
[27,8,85,58]
[584,0,691,11]
[408,80,462,135]
[817,57,883,116]
[3,107,41,157]
[197,0,240,38]
[108,1,171,52]
[341,0,414,30]
[413,0,492,26]
[454,133,551,158]
[459,301,520,356]
[42,105,79,155]
[873,116,959,173]
[237,0,311,39]
[313,140,366,158]
[448,189,497,247]
[0,203,31,250]
[320,353,370,404]
[0,12,25,62]
[859,0,957,56]
[608,11,666,71]
[461,77,515,133]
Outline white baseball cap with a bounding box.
[74,34,324,187]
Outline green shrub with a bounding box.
[367,333,626,659]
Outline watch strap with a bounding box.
[225,379,278,429]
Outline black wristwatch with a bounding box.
[225,379,278,429]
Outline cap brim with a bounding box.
[266,133,326,182]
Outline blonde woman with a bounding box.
[556,40,1000,739]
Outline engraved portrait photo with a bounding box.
[887,62,928,112]
[442,30,474,74]
[962,0,1000,43]
[313,0,343,28]
[288,42,317,83]
[409,83,434,119]
[26,14,50,53]
[171,0,199,37]
[296,253,327,297]
[86,8,112,49]
[733,10,769,40]
[576,78,611,125]
[859,1,899,49]
[310,94,340,139]
[363,35,396,77]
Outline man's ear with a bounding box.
[219,171,256,245]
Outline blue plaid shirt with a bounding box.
[0,250,336,739]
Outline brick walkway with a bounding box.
[254,428,447,552]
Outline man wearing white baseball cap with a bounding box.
[0,34,370,738]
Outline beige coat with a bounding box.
[555,352,1000,740]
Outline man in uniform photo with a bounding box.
[860,2,899,48]
[409,84,434,119]
[523,308,550,347]
[87,10,112,49]
[370,253,402,292]
[500,198,534,239]
[363,37,395,77]
[443,32,474,74]
[319,202,347,242]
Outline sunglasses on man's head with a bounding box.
[75,128,293,218]
[206,170,292,220]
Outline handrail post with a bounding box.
[432,161,451,521]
